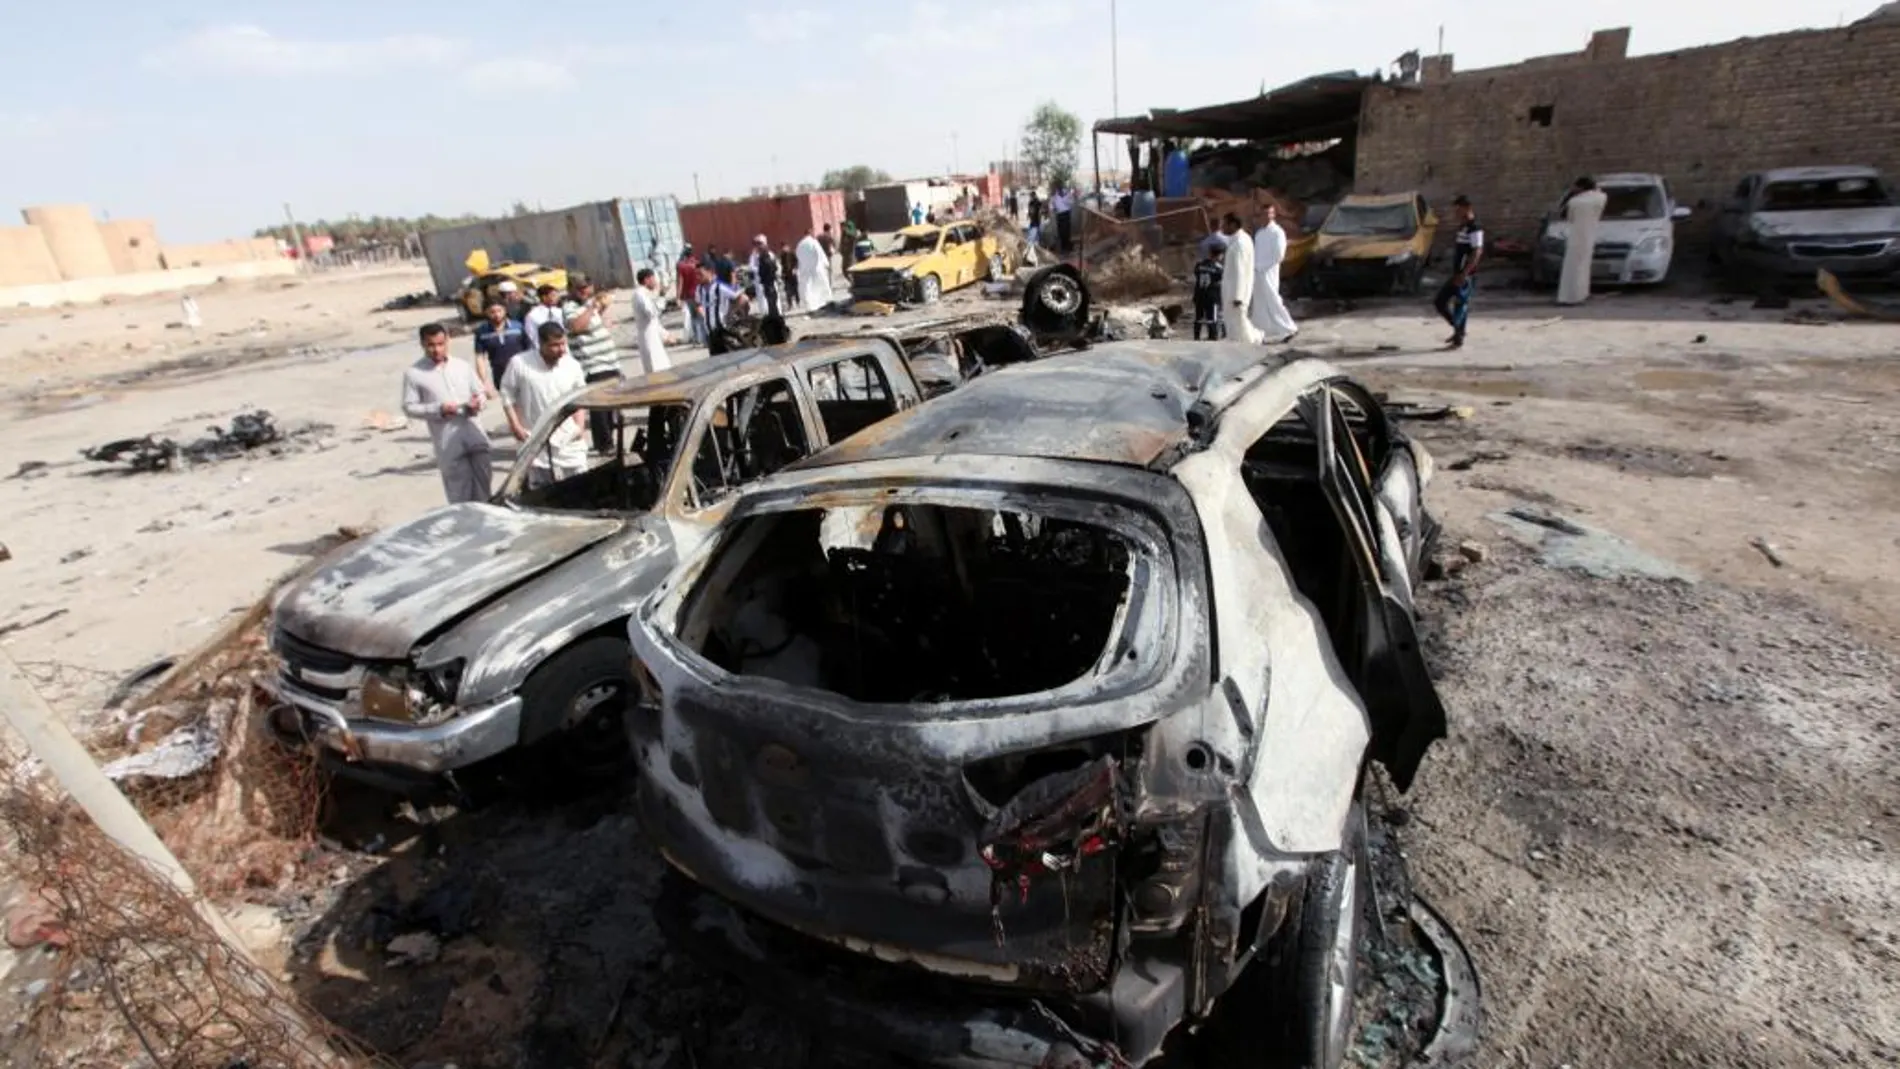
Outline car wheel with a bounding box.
[918,274,943,304]
[1404,261,1425,296]
[518,635,635,778]
[1271,802,1369,1069]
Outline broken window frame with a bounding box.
[660,482,1182,714]
[681,374,815,513]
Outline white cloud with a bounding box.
[746,10,832,42]
[463,58,579,93]
[152,24,463,76]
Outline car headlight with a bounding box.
[1385,252,1414,265]
[1635,235,1668,255]
[359,668,421,721]
[422,659,465,704]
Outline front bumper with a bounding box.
[1730,243,1900,281]
[850,269,912,303]
[262,676,523,774]
[1535,245,1672,285]
[656,868,1168,1069]
[1312,258,1408,293]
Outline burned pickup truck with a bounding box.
[628,343,1447,1067]
[264,336,944,788]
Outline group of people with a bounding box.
[405,269,678,505]
[1192,196,1486,350]
[673,224,844,352]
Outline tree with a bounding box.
[819,165,893,195]
[1021,102,1081,189]
[509,200,533,217]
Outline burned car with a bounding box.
[264,336,935,788]
[1710,165,1900,284]
[627,344,1447,1067]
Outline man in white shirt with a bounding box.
[1219,213,1264,344]
[522,283,565,342]
[795,228,834,309]
[1050,185,1075,252]
[1250,205,1300,343]
[631,268,675,375]
[500,321,590,488]
[401,322,492,503]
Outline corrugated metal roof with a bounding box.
[1094,73,1381,141]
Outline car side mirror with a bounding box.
[1671,205,1692,220]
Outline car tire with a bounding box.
[918,274,943,304]
[1265,801,1369,1069]
[517,635,635,778]
[1403,261,1425,296]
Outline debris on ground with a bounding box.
[1386,401,1475,422]
[8,461,50,480]
[1817,268,1900,320]
[1457,540,1489,563]
[1085,245,1177,302]
[1491,506,1697,582]
[81,410,334,473]
[378,292,440,312]
[0,542,10,563]
[1748,536,1786,568]
[1447,451,1509,471]
[0,608,70,638]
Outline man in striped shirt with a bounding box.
[560,276,622,453]
[696,261,751,356]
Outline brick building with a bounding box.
[1354,18,1900,246]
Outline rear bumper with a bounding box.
[262,677,522,774]
[656,869,1151,1069]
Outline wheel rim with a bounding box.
[558,680,629,774]
[1323,852,1361,1061]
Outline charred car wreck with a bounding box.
[628,344,1448,1067]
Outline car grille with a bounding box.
[271,628,360,701]
[1593,242,1633,257]
[1790,241,1888,259]
[850,270,908,302]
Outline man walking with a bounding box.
[675,244,705,346]
[1051,185,1075,253]
[523,283,564,341]
[749,236,783,318]
[1027,191,1045,248]
[696,261,751,355]
[1435,195,1484,349]
[1219,214,1263,343]
[840,219,861,269]
[631,268,674,376]
[1192,238,1226,340]
[500,322,589,487]
[796,227,834,309]
[402,323,492,504]
[1250,205,1299,343]
[561,276,622,453]
[471,298,533,397]
[817,224,838,270]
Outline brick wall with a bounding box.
[1355,21,1900,246]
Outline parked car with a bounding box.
[1710,165,1900,285]
[1531,173,1691,287]
[456,248,567,321]
[264,337,933,790]
[627,343,1448,1069]
[1309,192,1439,295]
[849,221,1014,306]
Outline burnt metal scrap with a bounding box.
[81,410,327,473]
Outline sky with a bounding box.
[0,0,1872,241]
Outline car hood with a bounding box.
[1315,234,1415,259]
[1753,206,1900,237]
[272,503,626,660]
[1545,218,1672,242]
[851,254,928,274]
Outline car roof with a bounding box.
[1761,165,1881,182]
[1339,192,1419,206]
[800,342,1305,471]
[1594,172,1665,187]
[896,224,944,236]
[576,338,887,408]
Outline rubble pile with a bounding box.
[81,410,335,474]
[1086,245,1177,302]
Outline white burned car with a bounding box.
[626,344,1448,1068]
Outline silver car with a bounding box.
[1710,165,1900,284]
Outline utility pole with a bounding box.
[283,202,306,271]
[693,173,702,202]
[1437,25,1445,57]
[951,131,960,174]
[1110,0,1120,119]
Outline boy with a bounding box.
[1192,239,1226,341]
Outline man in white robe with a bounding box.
[1557,177,1607,305]
[1249,205,1300,343]
[630,268,673,375]
[1219,214,1264,344]
[796,229,834,309]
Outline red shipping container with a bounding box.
[679,191,847,257]
[303,234,335,255]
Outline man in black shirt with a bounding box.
[1435,195,1484,349]
[1192,239,1226,340]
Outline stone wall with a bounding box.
[1355,21,1900,245]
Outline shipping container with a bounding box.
[419,196,683,297]
[678,192,847,261]
[861,179,975,232]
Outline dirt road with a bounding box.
[2,270,1896,1066]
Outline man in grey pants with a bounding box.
[402,322,493,503]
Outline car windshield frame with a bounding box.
[500,398,695,513]
[1760,177,1894,211]
[896,231,942,254]
[1600,185,1668,220]
[1322,202,1419,238]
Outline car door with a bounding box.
[1305,388,1446,791]
[947,224,980,286]
[1329,380,1434,595]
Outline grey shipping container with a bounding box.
[420,196,685,297]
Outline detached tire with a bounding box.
[518,636,635,779]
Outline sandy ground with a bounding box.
[2,265,1898,1066]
